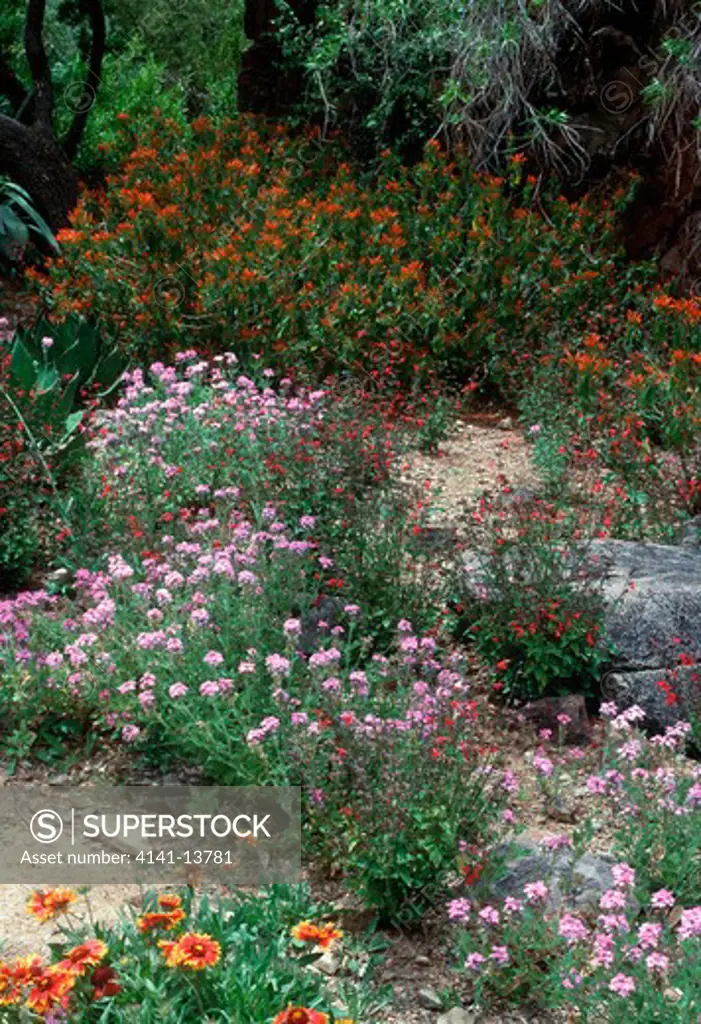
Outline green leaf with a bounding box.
[10,339,37,391]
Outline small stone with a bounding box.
[497,416,513,431]
[415,955,431,967]
[313,951,339,976]
[437,1010,475,1024]
[418,986,443,1011]
[48,774,70,786]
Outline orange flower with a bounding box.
[137,909,186,933]
[290,920,343,950]
[273,1007,329,1024]
[160,932,221,970]
[58,939,108,976]
[24,965,75,1015]
[26,888,78,923]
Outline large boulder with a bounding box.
[589,540,701,730]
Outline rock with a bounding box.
[313,951,340,976]
[438,1010,476,1024]
[415,955,431,967]
[521,693,591,744]
[487,838,615,914]
[417,986,444,1011]
[497,416,513,431]
[589,539,701,730]
[48,774,70,786]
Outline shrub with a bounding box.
[249,620,504,923]
[34,117,659,392]
[456,493,611,702]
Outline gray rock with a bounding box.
[497,416,514,431]
[521,693,591,745]
[313,950,340,976]
[417,986,444,1011]
[487,838,615,914]
[438,1010,476,1024]
[589,539,701,729]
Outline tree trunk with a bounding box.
[0,115,79,232]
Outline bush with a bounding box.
[456,494,612,702]
[36,117,662,391]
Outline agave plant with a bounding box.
[2,316,126,461]
[0,177,60,266]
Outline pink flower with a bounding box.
[533,752,554,777]
[200,680,220,696]
[608,973,635,998]
[283,618,301,635]
[447,898,471,923]
[265,653,291,677]
[600,889,627,911]
[490,945,509,965]
[478,906,500,926]
[650,889,675,910]
[465,952,486,972]
[678,907,701,940]
[504,897,523,914]
[637,923,661,949]
[558,914,588,944]
[121,725,140,742]
[169,683,188,698]
[612,863,636,889]
[203,650,224,666]
[238,660,256,674]
[556,713,571,726]
[645,953,669,973]
[524,881,549,904]
[543,833,572,851]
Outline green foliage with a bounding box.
[65,46,189,178]
[5,884,386,1022]
[0,178,59,268]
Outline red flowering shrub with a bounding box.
[34,115,652,391]
[457,494,612,702]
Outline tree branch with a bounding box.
[62,0,106,159]
[0,52,28,115]
[24,0,53,124]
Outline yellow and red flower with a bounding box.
[159,932,221,969]
[0,962,20,1006]
[26,888,78,923]
[58,939,108,976]
[290,920,343,950]
[24,965,75,1015]
[272,1007,330,1024]
[137,909,186,933]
